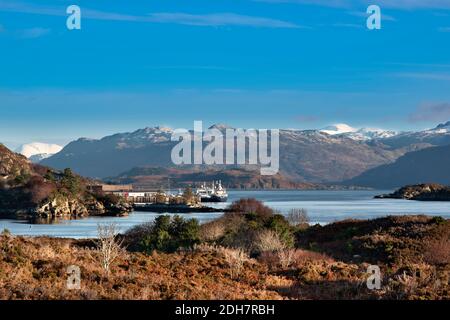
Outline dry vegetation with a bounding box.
[0,235,279,300]
[0,199,448,300]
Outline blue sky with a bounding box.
[1,0,450,148]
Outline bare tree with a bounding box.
[287,208,310,227]
[200,222,225,242]
[255,229,285,253]
[277,249,296,269]
[223,247,248,280]
[254,229,296,269]
[96,223,124,275]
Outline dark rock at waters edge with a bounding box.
[133,203,227,214]
[375,183,450,201]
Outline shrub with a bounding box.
[259,249,334,271]
[423,238,450,266]
[1,228,11,236]
[287,208,310,228]
[228,198,274,217]
[60,168,82,195]
[201,199,295,254]
[126,215,200,253]
[23,175,56,204]
[13,173,30,186]
[277,249,296,269]
[201,199,294,255]
[93,192,123,206]
[200,222,225,242]
[254,229,285,253]
[32,164,51,176]
[266,214,295,248]
[431,216,446,226]
[222,247,248,280]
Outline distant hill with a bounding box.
[106,166,318,190]
[344,144,450,189]
[42,127,176,178]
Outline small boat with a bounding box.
[196,181,228,203]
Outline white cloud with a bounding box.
[0,1,302,29]
[256,0,450,9]
[19,27,50,38]
[392,72,450,81]
[409,103,450,122]
[331,23,364,28]
[144,12,301,28]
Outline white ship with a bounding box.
[196,181,228,203]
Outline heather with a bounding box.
[0,199,448,300]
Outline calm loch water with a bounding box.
[1,190,449,238]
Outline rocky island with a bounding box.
[0,144,132,218]
[375,183,450,201]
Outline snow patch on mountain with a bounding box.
[16,142,63,160]
[319,124,398,141]
[426,121,450,134]
[320,124,357,135]
[342,128,398,141]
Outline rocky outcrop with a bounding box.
[375,184,450,201]
[0,144,32,181]
[37,196,90,217]
[0,143,133,218]
[35,195,132,218]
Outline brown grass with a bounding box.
[1,215,448,300]
[0,235,280,300]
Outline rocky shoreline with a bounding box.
[0,196,133,219]
[375,183,450,201]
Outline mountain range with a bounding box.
[38,121,450,188]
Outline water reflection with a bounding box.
[23,216,86,225]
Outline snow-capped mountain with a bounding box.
[320,124,397,141]
[16,142,63,162]
[422,121,450,135]
[116,126,173,146]
[340,128,398,141]
[320,124,357,135]
[41,121,450,182]
[380,121,450,148]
